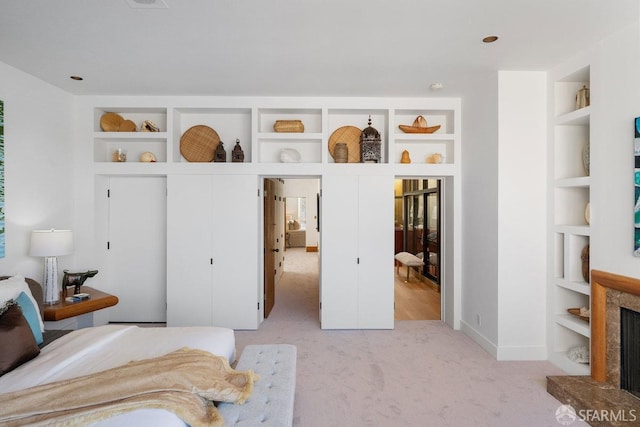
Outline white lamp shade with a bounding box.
[29,229,74,257]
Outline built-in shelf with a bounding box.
[555,106,591,126]
[555,278,590,295]
[549,351,591,376]
[556,314,590,338]
[90,100,460,171]
[549,62,592,375]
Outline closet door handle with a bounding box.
[272,248,280,253]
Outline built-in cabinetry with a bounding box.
[548,65,591,375]
[166,174,259,329]
[83,97,461,330]
[320,174,395,329]
[104,176,167,323]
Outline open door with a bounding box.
[263,179,276,318]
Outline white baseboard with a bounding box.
[460,320,547,361]
[496,345,548,361]
[460,319,498,358]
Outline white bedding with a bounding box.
[0,324,237,426]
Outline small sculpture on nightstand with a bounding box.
[62,269,99,297]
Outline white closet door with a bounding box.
[320,174,359,329]
[211,174,259,330]
[357,175,394,329]
[107,177,166,322]
[166,175,213,326]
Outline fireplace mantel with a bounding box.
[547,270,640,426]
[591,269,640,383]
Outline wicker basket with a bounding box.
[100,112,124,132]
[274,120,304,133]
[180,125,220,162]
[118,119,137,132]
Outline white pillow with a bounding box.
[0,275,45,332]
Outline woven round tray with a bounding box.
[180,125,220,162]
[118,119,137,132]
[100,112,124,132]
[328,126,361,163]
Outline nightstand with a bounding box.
[43,286,118,330]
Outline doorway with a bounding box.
[394,178,442,320]
[263,176,444,326]
[262,177,320,324]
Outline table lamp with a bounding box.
[29,229,73,304]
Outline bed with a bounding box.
[0,275,245,426]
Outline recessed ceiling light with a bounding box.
[483,36,499,43]
[124,0,168,9]
[430,83,443,90]
[70,76,83,81]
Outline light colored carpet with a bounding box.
[235,248,585,427]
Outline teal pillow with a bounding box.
[16,292,43,345]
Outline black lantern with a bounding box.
[360,115,381,163]
[214,141,226,162]
[232,138,244,163]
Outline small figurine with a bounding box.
[360,115,381,163]
[232,138,244,162]
[140,120,160,132]
[62,269,99,296]
[426,153,443,164]
[214,141,227,162]
[400,150,411,163]
[140,151,157,162]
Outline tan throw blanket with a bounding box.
[0,347,257,427]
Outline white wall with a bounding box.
[283,178,319,248]
[461,71,548,360]
[590,22,640,278]
[0,61,75,281]
[461,19,640,361]
[496,71,547,360]
[460,73,500,348]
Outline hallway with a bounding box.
[275,248,440,323]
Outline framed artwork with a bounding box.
[635,117,640,256]
[0,99,4,258]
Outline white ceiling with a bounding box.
[0,0,637,98]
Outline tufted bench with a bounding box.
[394,251,424,282]
[219,344,297,426]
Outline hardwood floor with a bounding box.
[394,265,441,320]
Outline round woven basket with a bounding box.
[118,119,137,132]
[100,112,124,132]
[180,125,220,162]
[328,126,361,163]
